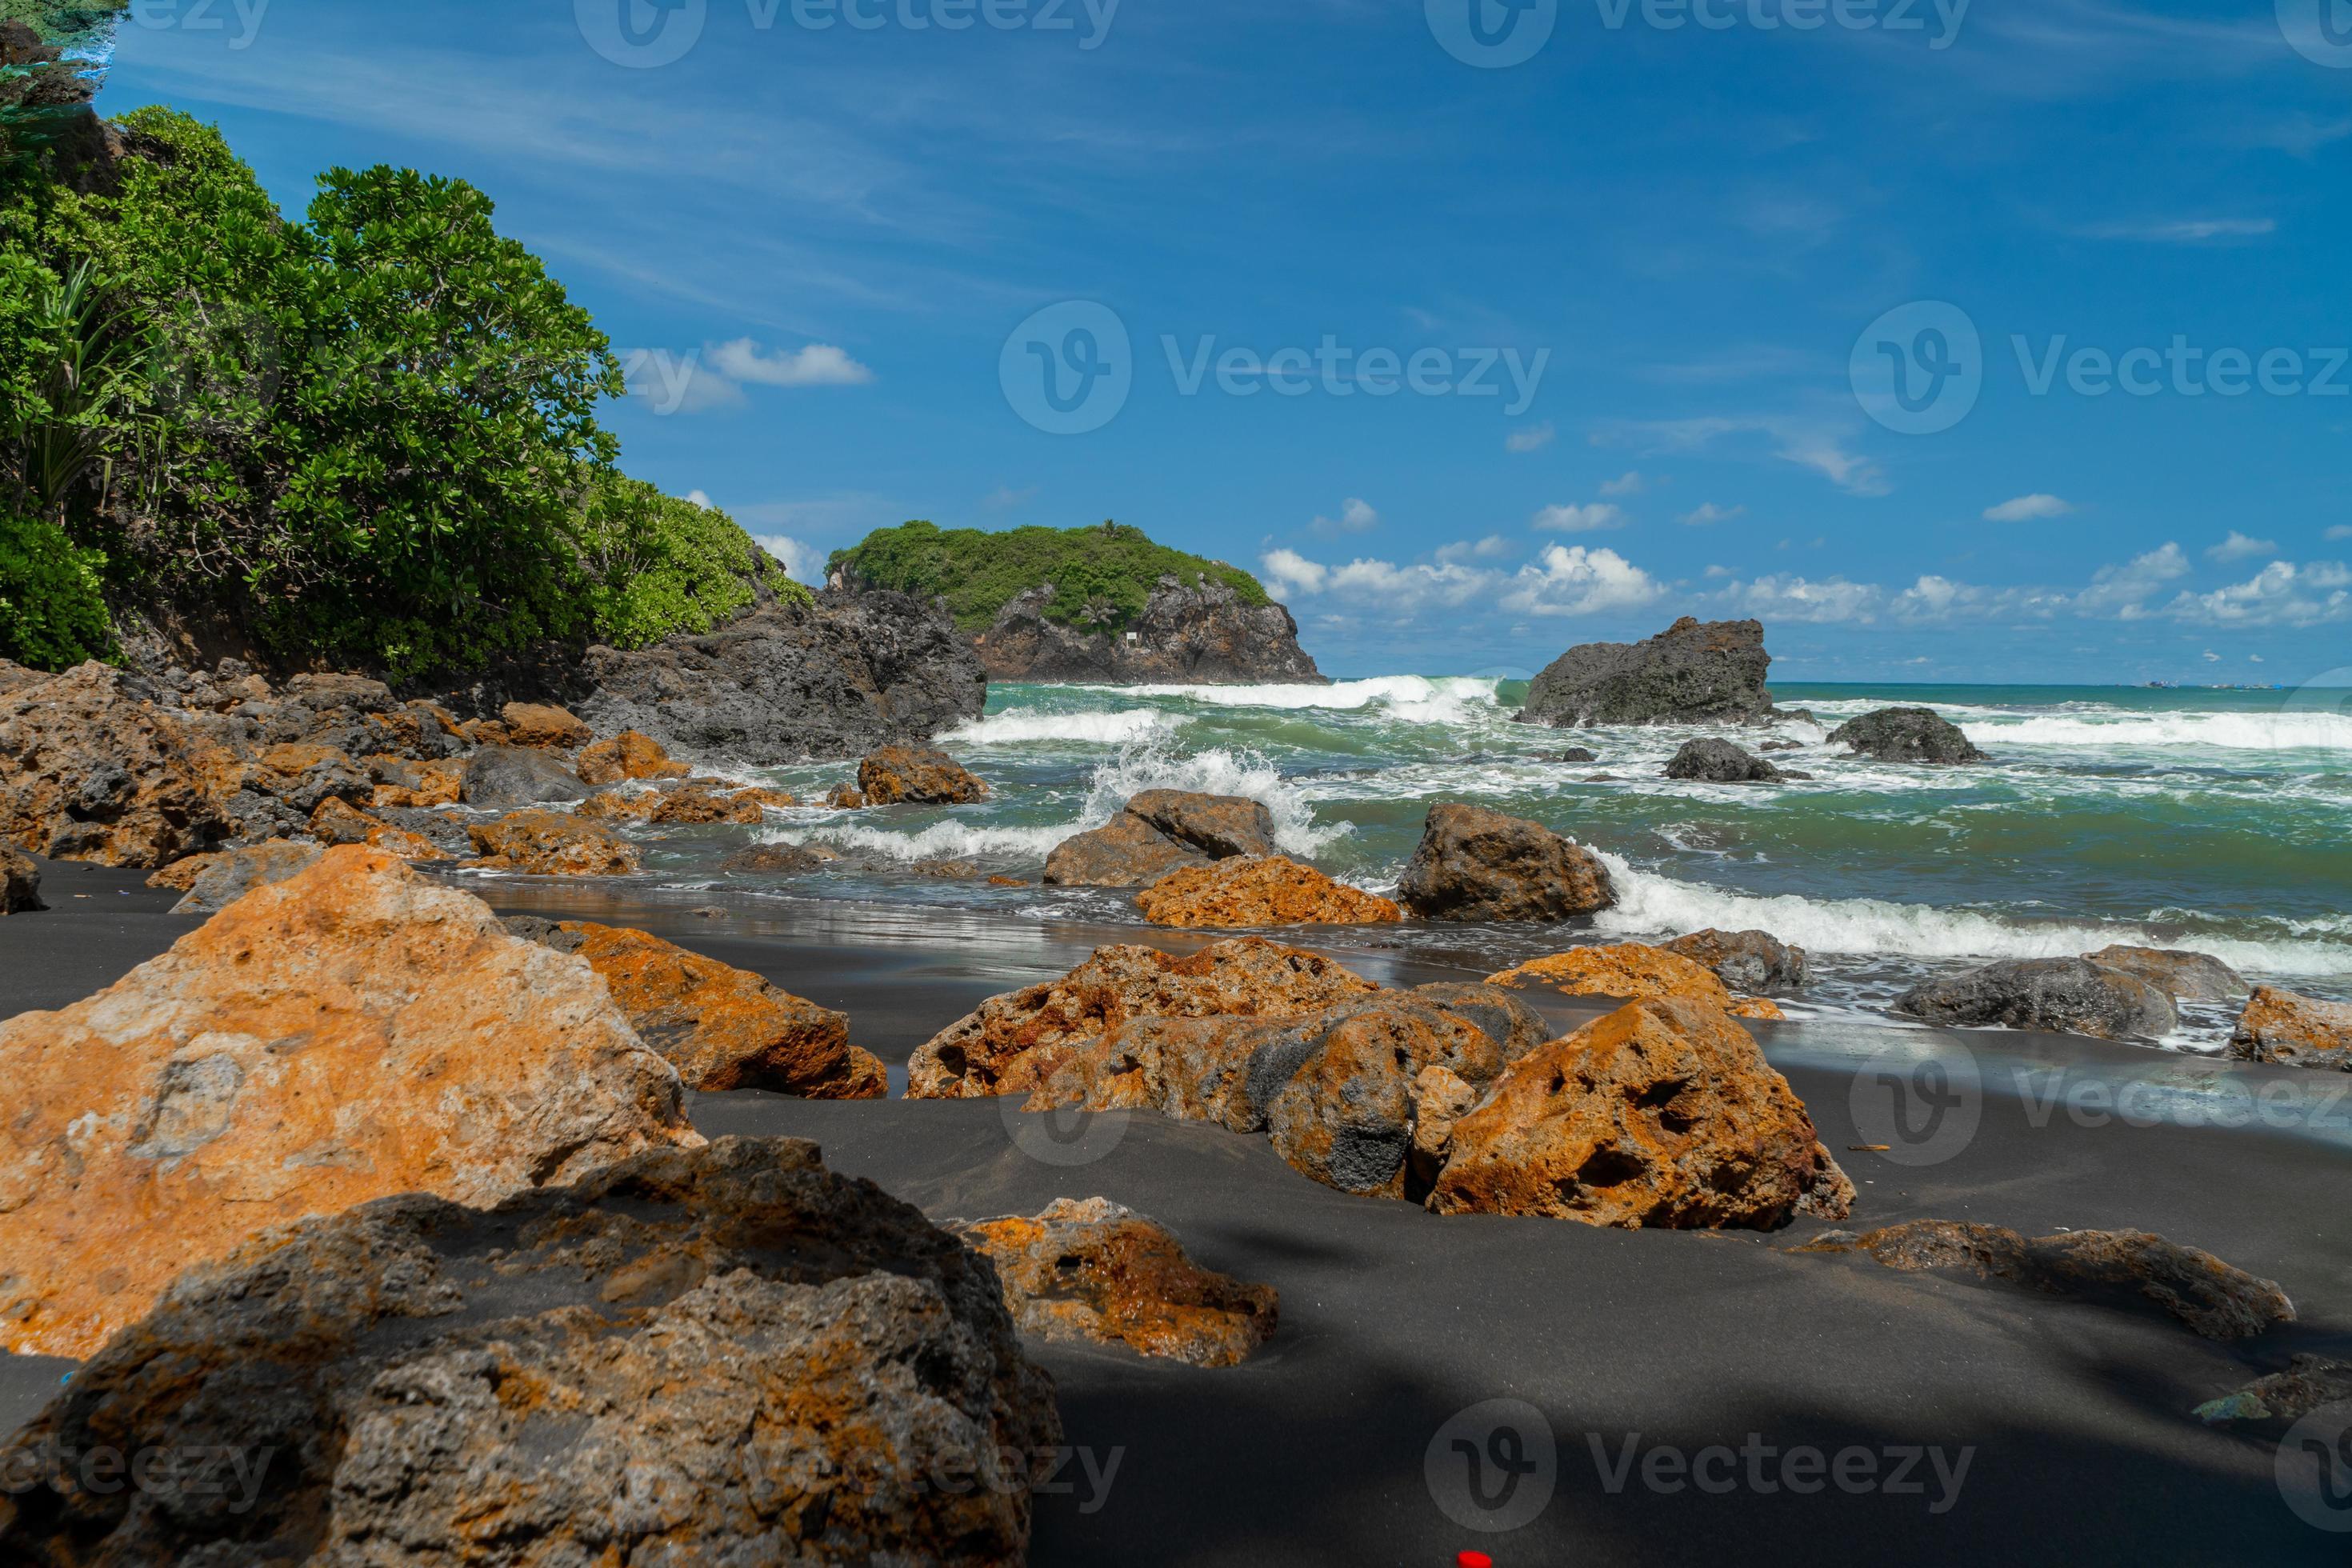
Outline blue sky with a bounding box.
[101,0,2352,683]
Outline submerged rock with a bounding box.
[1664,738,1786,783]
[1666,929,1810,996]
[0,847,695,1358]
[0,846,40,914]
[503,918,888,1098]
[724,842,842,875]
[907,938,1378,1100]
[1895,958,2177,1042]
[1798,1221,2294,1341]
[1135,856,1403,930]
[459,742,588,810]
[1521,617,1774,729]
[2229,986,2352,1072]
[956,1197,1279,1367]
[0,1138,1061,1566]
[858,743,990,805]
[466,809,641,877]
[2085,945,2248,1002]
[1488,943,1786,1021]
[1829,706,1990,765]
[1394,802,1617,922]
[1428,999,1854,1229]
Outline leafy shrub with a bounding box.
[573,479,807,650]
[0,509,109,668]
[831,520,1270,633]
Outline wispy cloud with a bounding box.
[2206,530,2279,562]
[1598,415,1887,497]
[2074,218,2276,244]
[1310,498,1382,538]
[1984,494,2074,522]
[1506,422,1557,454]
[708,339,876,387]
[1532,503,1627,534]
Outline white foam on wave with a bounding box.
[782,819,1080,864]
[1082,744,1350,856]
[1981,710,2352,752]
[1104,675,1505,726]
[942,709,1180,747]
[1593,854,2352,978]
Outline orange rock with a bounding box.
[1489,942,1784,1019]
[506,918,887,1098]
[0,663,243,869]
[500,701,593,750]
[466,810,642,877]
[366,755,464,809]
[908,938,1379,1099]
[1732,997,1788,1022]
[146,853,223,894]
[858,745,990,806]
[828,786,868,810]
[579,784,768,827]
[1428,998,1854,1230]
[2230,986,2352,1072]
[1136,856,1403,930]
[313,798,446,863]
[577,730,691,786]
[958,1198,1278,1367]
[989,875,1029,888]
[0,846,697,1358]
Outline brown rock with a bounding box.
[2230,986,2352,1072]
[0,663,242,870]
[858,745,989,806]
[907,938,1379,1100]
[1666,928,1810,996]
[0,1138,1060,1566]
[308,794,379,845]
[576,728,691,786]
[829,785,869,810]
[2080,945,2249,1001]
[915,858,982,879]
[1798,1221,2295,1342]
[0,845,39,914]
[724,842,841,874]
[466,809,642,877]
[1490,943,1739,1006]
[990,875,1030,887]
[2195,1355,2352,1427]
[1427,999,1855,1229]
[1129,789,1279,858]
[0,847,695,1358]
[170,840,326,915]
[237,742,372,817]
[578,782,767,826]
[146,853,221,893]
[1136,856,1403,929]
[366,754,464,809]
[1394,802,1617,922]
[957,1197,1278,1368]
[504,918,888,1098]
[1045,810,1213,888]
[499,700,593,749]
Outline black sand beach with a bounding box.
[4,861,2346,1564]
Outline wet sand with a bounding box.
[4,860,2347,1562]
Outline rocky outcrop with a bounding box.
[907,938,1379,1099]
[466,808,642,876]
[1665,738,1786,783]
[725,842,842,875]
[2086,946,2248,1002]
[490,698,591,749]
[859,744,990,805]
[1488,943,1787,1022]
[1044,790,1276,888]
[504,918,887,1098]
[965,576,1323,685]
[1520,617,1774,729]
[1394,802,1617,922]
[0,847,695,1358]
[459,742,588,809]
[576,728,690,785]
[1666,929,1810,996]
[1135,856,1403,930]
[578,781,782,826]
[1896,958,2177,1042]
[0,1138,1062,1566]
[1427,999,1854,1229]
[169,839,325,914]
[2229,986,2352,1072]
[0,662,243,868]
[1798,1221,2295,1341]
[956,1197,1279,1367]
[0,846,39,914]
[1830,706,1990,765]
[2195,1356,2352,1426]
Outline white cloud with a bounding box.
[1311,498,1382,538]
[1506,422,1557,454]
[2166,560,2352,626]
[754,534,826,583]
[685,490,714,510]
[1598,471,1646,497]
[2207,530,2279,562]
[1984,494,2074,522]
[2203,649,2222,662]
[1532,502,1627,534]
[1436,535,1514,564]
[1715,574,1885,624]
[1259,548,1329,598]
[2078,218,2276,243]
[2074,543,2190,619]
[2328,525,2352,542]
[1502,546,1663,618]
[1601,416,1886,497]
[1681,502,1746,526]
[707,338,877,387]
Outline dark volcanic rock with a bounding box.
[1130,789,1278,858]
[0,1138,1062,1566]
[1666,929,1810,995]
[1830,706,1990,764]
[1895,958,2178,1042]
[0,846,39,914]
[965,576,1323,685]
[724,842,841,875]
[1799,1221,2295,1341]
[0,662,243,870]
[1559,746,1598,763]
[1522,617,1773,728]
[459,743,588,809]
[2195,1355,2352,1426]
[2086,945,2249,1002]
[1664,738,1785,783]
[1395,802,1617,922]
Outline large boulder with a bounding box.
[1130,788,1278,858]
[578,781,774,826]
[858,744,990,805]
[2229,986,2352,1072]
[2086,945,2248,1002]
[0,1138,1062,1566]
[169,839,325,914]
[1798,1221,2294,1342]
[907,938,1379,1099]
[503,918,888,1098]
[0,662,242,869]
[1664,738,1786,783]
[1393,802,1617,922]
[1427,998,1855,1229]
[1830,706,1990,765]
[1521,616,1774,728]
[466,809,642,876]
[460,743,589,809]
[1895,958,2177,1042]
[1135,856,1402,929]
[0,847,696,1358]
[1043,790,1275,888]
[956,1197,1279,1367]
[1666,929,1810,995]
[576,728,690,786]
[0,845,40,914]
[1489,943,1786,1021]
[497,699,591,749]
